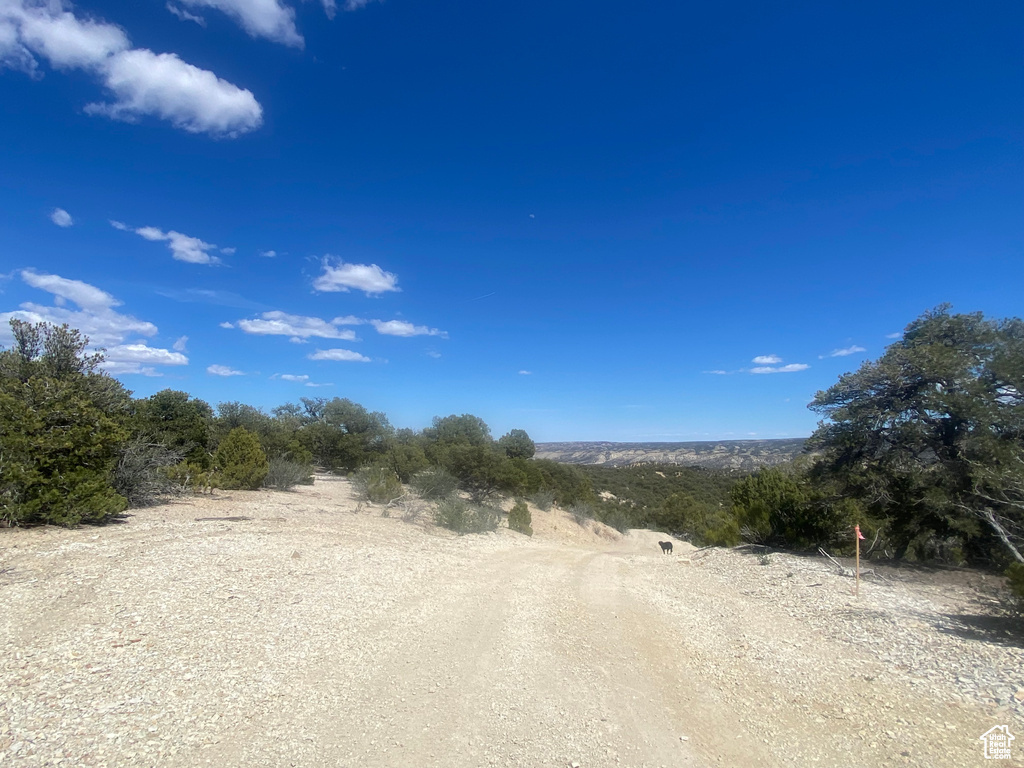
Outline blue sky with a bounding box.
[1,0,1021,442]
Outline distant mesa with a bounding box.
[535,438,806,470]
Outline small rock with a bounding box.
[679,736,689,741]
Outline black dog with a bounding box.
[658,541,673,555]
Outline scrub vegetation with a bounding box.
[2,306,1021,605]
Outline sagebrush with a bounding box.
[434,498,500,534]
[353,465,404,503]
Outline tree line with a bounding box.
[0,318,595,527]
[1,307,1021,601]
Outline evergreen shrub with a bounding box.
[215,427,269,490]
[508,499,533,536]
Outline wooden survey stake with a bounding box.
[854,524,865,596]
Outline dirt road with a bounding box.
[1,478,1022,767]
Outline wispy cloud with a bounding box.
[50,207,73,227]
[259,249,277,258]
[273,373,309,382]
[370,319,447,338]
[166,3,206,26]
[886,332,902,339]
[1,269,157,346]
[823,345,866,358]
[207,364,244,376]
[113,221,223,265]
[1,0,262,135]
[313,258,400,296]
[750,363,810,374]
[156,287,264,310]
[0,270,186,376]
[518,370,532,375]
[172,335,188,352]
[309,348,371,363]
[752,354,782,365]
[174,0,303,47]
[703,369,730,375]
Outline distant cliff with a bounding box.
[535,438,807,470]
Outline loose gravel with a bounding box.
[1,476,1022,767]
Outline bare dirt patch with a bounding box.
[1,477,1022,767]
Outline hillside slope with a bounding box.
[535,438,807,469]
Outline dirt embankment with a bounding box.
[1,477,1022,767]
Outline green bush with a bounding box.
[383,442,430,482]
[263,458,313,491]
[568,502,594,526]
[215,427,269,490]
[498,429,536,459]
[434,498,500,534]
[0,321,131,526]
[528,490,555,511]
[132,390,213,468]
[508,499,533,536]
[650,492,739,546]
[597,506,632,534]
[166,461,218,493]
[353,465,403,503]
[410,467,460,500]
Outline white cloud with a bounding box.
[101,362,162,376]
[0,271,186,376]
[0,1,262,136]
[17,7,129,69]
[313,258,400,296]
[703,370,729,375]
[827,345,866,358]
[321,0,337,17]
[343,0,378,9]
[518,370,531,375]
[207,363,244,376]
[87,49,262,136]
[370,319,447,338]
[886,332,902,339]
[309,348,371,363]
[0,12,36,74]
[750,363,810,374]
[172,335,188,352]
[274,373,309,382]
[20,269,118,311]
[105,344,188,366]
[166,3,206,26]
[219,321,235,329]
[426,350,441,359]
[259,249,276,258]
[235,311,358,340]
[752,354,782,365]
[305,381,333,387]
[50,207,72,227]
[332,314,365,325]
[220,247,235,255]
[116,222,222,265]
[177,0,302,47]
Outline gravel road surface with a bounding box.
[2,477,1022,767]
